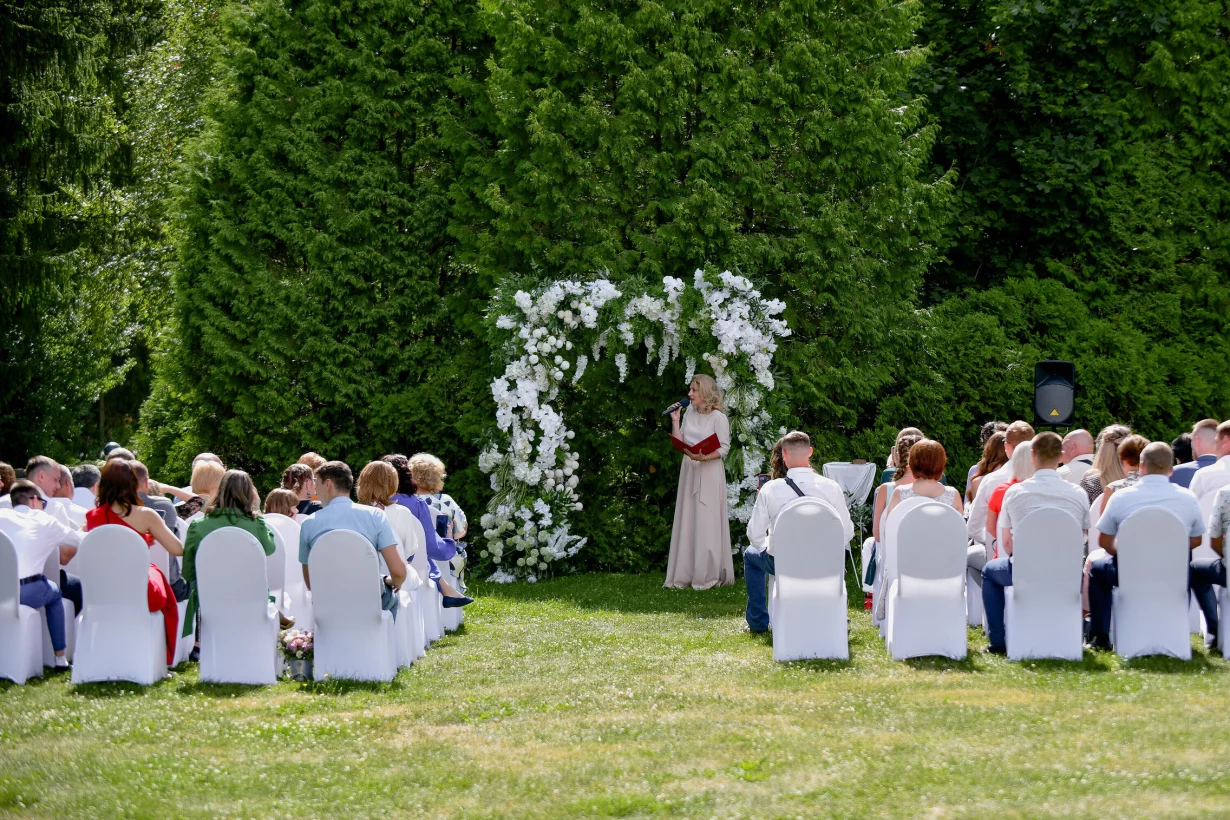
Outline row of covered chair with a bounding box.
[1,509,462,685]
[768,497,1227,662]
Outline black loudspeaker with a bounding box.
[1034,361,1075,426]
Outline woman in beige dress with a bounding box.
[664,374,733,589]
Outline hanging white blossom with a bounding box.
[482,270,790,581]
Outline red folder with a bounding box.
[671,434,721,456]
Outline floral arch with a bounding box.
[478,269,792,582]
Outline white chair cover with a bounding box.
[0,533,43,684]
[873,495,934,634]
[197,528,280,684]
[308,530,398,681]
[1004,508,1085,660]
[39,549,77,665]
[886,503,968,660]
[71,525,168,684]
[265,514,312,629]
[267,527,287,607]
[408,515,444,643]
[767,499,848,660]
[1112,508,1192,659]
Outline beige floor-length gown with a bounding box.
[664,407,734,589]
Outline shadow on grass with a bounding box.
[174,680,269,697]
[1121,650,1223,675]
[473,571,746,618]
[71,677,178,698]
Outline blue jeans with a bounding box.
[981,557,1014,650]
[1190,558,1225,638]
[21,576,65,652]
[743,548,775,632]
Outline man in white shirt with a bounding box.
[967,421,1035,584]
[743,431,853,633]
[1087,442,1205,650]
[1188,420,1230,503]
[1057,429,1095,485]
[71,463,100,510]
[980,432,1091,653]
[1191,486,1229,647]
[48,465,88,528]
[0,481,84,667]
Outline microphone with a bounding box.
[661,396,690,416]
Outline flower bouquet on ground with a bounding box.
[279,629,314,681]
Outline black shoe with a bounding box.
[984,645,1007,656]
[188,646,200,663]
[442,595,474,609]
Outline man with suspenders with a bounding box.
[743,431,854,633]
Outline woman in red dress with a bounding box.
[84,459,185,665]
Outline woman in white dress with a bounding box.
[664,374,733,589]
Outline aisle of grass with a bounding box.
[2,573,1229,819]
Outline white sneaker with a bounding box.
[54,656,70,669]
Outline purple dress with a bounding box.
[391,493,456,582]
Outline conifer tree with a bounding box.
[162,0,490,477]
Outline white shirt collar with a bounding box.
[1033,468,1061,479]
[1140,473,1170,485]
[13,504,32,513]
[785,467,815,478]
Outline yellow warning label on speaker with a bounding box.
[1050,409,1060,417]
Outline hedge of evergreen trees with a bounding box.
[4,0,1227,573]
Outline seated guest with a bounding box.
[1100,434,1147,505]
[1080,425,1131,504]
[281,463,322,516]
[985,441,1035,554]
[744,431,854,633]
[0,461,14,497]
[182,469,293,649]
[71,463,100,509]
[0,480,84,668]
[263,488,300,518]
[872,434,922,544]
[1172,433,1193,466]
[105,447,135,461]
[409,453,469,540]
[968,421,1035,577]
[966,421,1008,491]
[298,452,326,470]
[132,462,179,530]
[886,439,962,516]
[1189,420,1230,503]
[176,459,224,520]
[1191,486,1230,648]
[381,454,472,607]
[1087,442,1204,650]
[1057,429,1095,485]
[1171,420,1219,488]
[980,432,1091,653]
[49,464,87,527]
[298,461,409,618]
[356,462,424,588]
[6,457,69,524]
[967,432,1007,505]
[880,427,924,485]
[410,453,469,584]
[84,460,184,665]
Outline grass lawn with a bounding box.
[2,572,1229,819]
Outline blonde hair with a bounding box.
[1009,440,1036,482]
[263,488,299,517]
[357,461,398,507]
[409,453,446,494]
[690,374,725,413]
[1091,424,1131,485]
[190,460,225,496]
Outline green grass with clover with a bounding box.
[2,573,1229,819]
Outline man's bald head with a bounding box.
[1061,429,1094,464]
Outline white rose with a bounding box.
[565,341,574,350]
[480,550,489,558]
[538,563,548,571]
[560,360,569,370]
[563,467,574,477]
[517,558,525,567]
[574,502,584,511]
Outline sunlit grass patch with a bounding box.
[1,572,1228,819]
